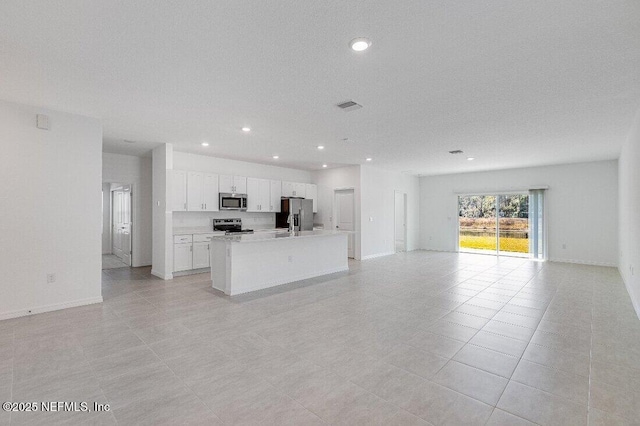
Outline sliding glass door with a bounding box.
[458,195,497,253]
[459,192,544,259]
[497,194,529,257]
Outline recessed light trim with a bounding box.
[322,164,328,168]
[201,142,209,147]
[467,157,475,161]
[241,127,251,132]
[272,155,279,159]
[317,145,325,150]
[365,158,372,162]
[350,37,372,52]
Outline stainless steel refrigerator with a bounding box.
[276,198,314,231]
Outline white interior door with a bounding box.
[335,189,355,258]
[395,191,406,252]
[112,185,132,266]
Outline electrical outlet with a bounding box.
[46,273,56,283]
[288,256,293,263]
[631,265,635,276]
[562,244,566,249]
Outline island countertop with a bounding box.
[210,229,348,243]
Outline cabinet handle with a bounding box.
[184,203,187,210]
[190,245,192,252]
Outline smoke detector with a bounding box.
[337,100,363,112]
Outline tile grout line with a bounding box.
[482,259,549,425]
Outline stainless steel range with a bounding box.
[213,218,253,235]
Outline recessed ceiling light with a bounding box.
[242,127,251,132]
[365,158,372,162]
[272,155,279,159]
[350,37,372,52]
[317,145,325,150]
[467,157,475,161]
[322,164,328,168]
[201,142,209,147]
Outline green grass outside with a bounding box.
[460,235,529,253]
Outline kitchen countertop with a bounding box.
[210,229,347,243]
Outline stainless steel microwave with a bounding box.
[219,193,247,211]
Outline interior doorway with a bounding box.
[334,189,355,259]
[102,182,133,269]
[394,191,407,253]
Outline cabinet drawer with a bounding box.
[193,233,215,242]
[174,235,193,244]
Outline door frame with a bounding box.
[394,190,407,253]
[334,188,355,259]
[108,182,134,267]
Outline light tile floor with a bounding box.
[1,251,639,425]
[102,254,129,270]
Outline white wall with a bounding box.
[312,166,362,259]
[420,160,618,266]
[152,144,173,279]
[360,165,420,259]
[173,152,312,182]
[102,153,153,266]
[101,183,111,254]
[0,100,102,319]
[619,110,640,317]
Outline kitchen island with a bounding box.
[210,230,349,296]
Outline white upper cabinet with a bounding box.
[281,181,295,198]
[219,175,234,193]
[171,170,187,211]
[234,176,247,194]
[203,174,219,211]
[305,183,318,213]
[219,175,247,193]
[187,172,204,211]
[283,181,310,199]
[270,180,282,212]
[247,177,271,212]
[186,172,219,211]
[246,178,261,212]
[294,182,306,198]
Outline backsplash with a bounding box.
[173,211,276,230]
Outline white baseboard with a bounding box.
[548,258,617,268]
[361,251,396,260]
[227,266,349,296]
[151,269,173,280]
[0,296,103,321]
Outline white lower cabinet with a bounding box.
[192,242,210,269]
[174,234,215,272]
[173,239,193,272]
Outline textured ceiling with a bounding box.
[1,0,639,175]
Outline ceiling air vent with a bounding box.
[337,100,363,112]
[448,150,464,154]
